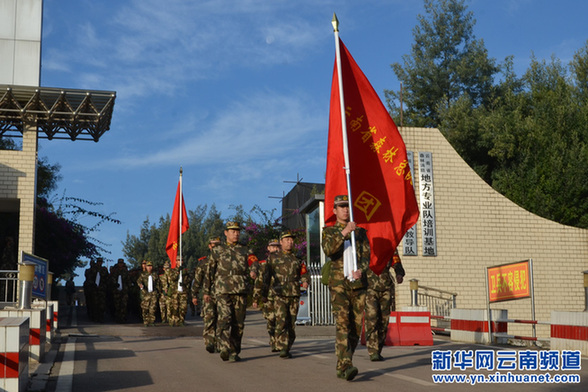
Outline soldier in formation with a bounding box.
[364,250,405,361]
[159,262,172,324]
[321,195,370,381]
[84,257,109,322]
[254,238,281,352]
[192,236,221,353]
[137,261,159,327]
[110,258,131,323]
[253,231,309,358]
[168,257,189,326]
[203,221,258,362]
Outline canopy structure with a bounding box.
[0,85,116,142]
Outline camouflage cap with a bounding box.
[280,231,294,240]
[141,260,147,265]
[163,261,170,268]
[225,221,241,230]
[117,258,124,264]
[334,194,349,206]
[209,236,221,244]
[268,238,280,246]
[96,257,104,263]
[146,261,153,266]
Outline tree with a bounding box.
[385,0,498,127]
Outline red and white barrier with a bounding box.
[450,308,508,344]
[32,303,54,342]
[0,309,46,362]
[551,311,588,357]
[0,317,30,392]
[386,310,434,346]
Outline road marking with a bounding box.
[55,337,76,392]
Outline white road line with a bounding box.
[54,337,76,392]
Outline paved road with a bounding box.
[29,304,588,392]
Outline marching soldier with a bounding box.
[168,257,189,326]
[321,195,370,381]
[203,222,258,362]
[159,262,172,324]
[110,258,131,323]
[364,250,405,361]
[253,231,309,358]
[254,238,281,352]
[192,236,221,353]
[137,261,159,327]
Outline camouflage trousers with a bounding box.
[159,295,168,323]
[216,293,247,355]
[141,291,158,325]
[329,284,366,372]
[92,288,106,322]
[262,295,276,350]
[202,297,218,349]
[364,288,393,355]
[168,291,188,326]
[274,295,299,353]
[112,290,129,323]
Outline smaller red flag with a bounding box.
[166,181,189,268]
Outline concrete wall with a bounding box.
[395,127,588,339]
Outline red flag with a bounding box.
[325,38,420,275]
[166,181,189,268]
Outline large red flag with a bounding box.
[325,38,420,275]
[166,181,189,268]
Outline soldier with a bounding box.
[192,236,221,353]
[83,260,96,318]
[137,261,159,327]
[253,231,309,358]
[364,250,405,361]
[254,238,281,352]
[321,195,370,381]
[92,257,110,322]
[168,257,189,327]
[203,221,258,362]
[110,258,131,323]
[159,261,172,325]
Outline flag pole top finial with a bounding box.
[180,167,183,175]
[332,13,339,32]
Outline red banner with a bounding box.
[166,181,189,268]
[325,38,420,275]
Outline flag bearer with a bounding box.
[321,195,370,381]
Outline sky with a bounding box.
[37,0,588,277]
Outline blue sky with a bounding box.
[38,0,588,274]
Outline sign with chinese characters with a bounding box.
[418,152,437,256]
[21,252,49,299]
[403,151,418,256]
[487,260,531,303]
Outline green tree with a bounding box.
[385,0,498,127]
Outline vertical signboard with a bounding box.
[418,152,437,256]
[403,151,418,256]
[21,252,49,299]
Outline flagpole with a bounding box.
[332,13,358,273]
[179,167,183,268]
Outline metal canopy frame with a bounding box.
[0,85,116,142]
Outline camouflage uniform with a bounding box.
[322,221,370,376]
[110,259,131,323]
[137,264,159,326]
[159,264,171,324]
[168,266,189,326]
[203,223,258,361]
[88,258,109,322]
[365,253,405,359]
[254,245,309,357]
[255,259,277,351]
[193,255,218,352]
